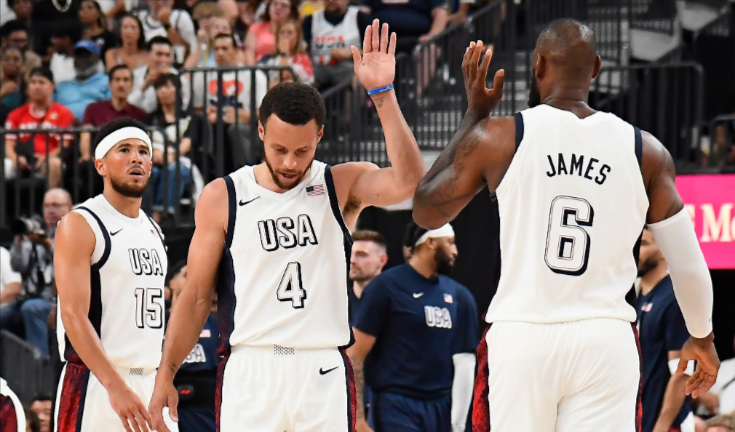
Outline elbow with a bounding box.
[412,207,445,230]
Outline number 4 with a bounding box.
[277,262,307,309]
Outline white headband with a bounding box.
[415,224,455,246]
[95,127,153,159]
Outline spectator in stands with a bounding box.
[7,189,71,358]
[0,246,23,328]
[303,0,368,90]
[362,0,448,50]
[706,414,735,432]
[300,0,324,17]
[0,0,32,27]
[145,73,197,220]
[259,18,314,86]
[186,5,242,67]
[243,0,299,65]
[129,35,191,113]
[48,21,82,84]
[445,0,473,25]
[0,20,41,78]
[79,0,118,60]
[24,406,41,432]
[29,394,51,432]
[55,41,111,122]
[193,33,266,170]
[104,14,148,72]
[0,46,26,111]
[134,0,197,64]
[233,0,254,43]
[3,67,74,189]
[707,123,735,172]
[348,230,388,324]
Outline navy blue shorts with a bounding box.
[368,391,450,432]
[178,406,216,432]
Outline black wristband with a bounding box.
[163,23,171,30]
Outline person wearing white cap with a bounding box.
[53,117,178,432]
[348,221,479,432]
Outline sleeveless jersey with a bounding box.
[310,7,362,66]
[217,161,352,353]
[486,104,648,325]
[57,195,168,369]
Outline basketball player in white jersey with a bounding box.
[53,117,177,432]
[413,20,720,432]
[148,20,424,432]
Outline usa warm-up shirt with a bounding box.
[637,275,691,432]
[354,264,479,399]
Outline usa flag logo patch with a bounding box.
[444,294,453,304]
[306,184,325,196]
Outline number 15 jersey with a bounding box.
[486,105,648,325]
[217,161,352,353]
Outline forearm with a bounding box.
[428,8,449,36]
[654,374,688,431]
[0,283,21,304]
[80,132,91,159]
[351,355,367,419]
[237,109,251,124]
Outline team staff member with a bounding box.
[348,230,388,324]
[348,222,479,432]
[637,227,695,432]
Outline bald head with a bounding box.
[43,188,72,230]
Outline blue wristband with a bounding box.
[366,83,394,95]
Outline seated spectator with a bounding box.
[706,413,735,432]
[233,0,256,43]
[0,246,23,326]
[3,67,74,189]
[129,36,191,113]
[303,0,369,90]
[445,0,474,25]
[362,0,448,50]
[0,46,27,111]
[299,0,324,17]
[0,0,33,27]
[192,33,267,171]
[24,406,41,432]
[104,14,148,72]
[0,20,41,78]
[6,189,72,358]
[134,0,197,64]
[79,0,118,59]
[55,41,111,122]
[29,394,51,432]
[48,21,82,84]
[243,0,299,65]
[186,5,242,67]
[259,18,314,86]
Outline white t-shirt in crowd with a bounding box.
[128,65,191,113]
[191,67,268,114]
[1,247,22,294]
[50,53,76,84]
[135,8,197,64]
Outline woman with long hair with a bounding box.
[242,0,298,65]
[79,0,117,59]
[104,14,148,71]
[258,18,313,86]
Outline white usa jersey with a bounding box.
[486,104,649,325]
[57,195,168,369]
[217,160,352,351]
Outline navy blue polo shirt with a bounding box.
[636,275,691,432]
[348,281,362,326]
[354,264,479,400]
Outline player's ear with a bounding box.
[258,120,265,141]
[592,55,601,79]
[94,157,105,176]
[535,53,546,80]
[316,125,324,143]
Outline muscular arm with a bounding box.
[653,350,689,432]
[156,179,227,382]
[640,131,684,223]
[346,328,377,422]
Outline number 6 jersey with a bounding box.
[57,195,168,369]
[217,161,352,353]
[486,105,648,325]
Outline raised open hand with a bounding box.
[352,19,396,92]
[462,41,505,119]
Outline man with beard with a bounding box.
[148,20,425,432]
[348,221,479,432]
[53,117,178,432]
[413,20,719,432]
[348,230,388,324]
[637,227,695,432]
[55,40,110,123]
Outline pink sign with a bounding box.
[676,174,735,269]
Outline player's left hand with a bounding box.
[676,333,720,398]
[462,40,504,119]
[148,380,179,432]
[352,19,396,94]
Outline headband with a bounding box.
[415,224,455,246]
[95,127,153,160]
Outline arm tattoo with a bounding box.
[168,362,180,374]
[353,358,367,419]
[374,96,384,109]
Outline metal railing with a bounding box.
[0,330,56,405]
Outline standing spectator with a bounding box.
[362,0,447,50]
[7,189,72,358]
[0,20,42,78]
[55,41,111,122]
[637,226,696,432]
[348,222,479,432]
[303,0,369,89]
[242,0,299,65]
[258,18,314,86]
[0,46,26,111]
[29,395,51,432]
[129,35,190,113]
[0,246,23,328]
[348,230,388,324]
[0,378,26,432]
[3,67,74,189]
[79,0,118,59]
[48,21,82,84]
[104,14,148,72]
[185,5,239,68]
[192,33,267,170]
[134,0,197,64]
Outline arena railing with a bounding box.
[0,330,56,405]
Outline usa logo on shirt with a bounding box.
[641,302,653,312]
[443,294,453,304]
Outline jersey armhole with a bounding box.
[146,216,167,251]
[223,175,237,249]
[634,126,643,167]
[75,206,111,269]
[514,112,524,150]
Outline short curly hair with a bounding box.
[258,82,326,129]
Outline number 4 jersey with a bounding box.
[486,105,648,325]
[57,195,168,369]
[217,161,352,352]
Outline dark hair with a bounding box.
[165,259,187,287]
[402,221,428,251]
[147,35,172,51]
[81,0,107,31]
[108,63,131,80]
[1,45,23,58]
[0,19,28,39]
[261,0,299,23]
[352,230,387,250]
[31,393,52,403]
[24,407,41,432]
[50,19,83,43]
[29,66,54,84]
[153,73,179,90]
[121,14,147,50]
[259,82,325,128]
[93,117,149,151]
[213,32,237,48]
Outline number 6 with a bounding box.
[544,196,594,276]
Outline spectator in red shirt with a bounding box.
[3,67,74,188]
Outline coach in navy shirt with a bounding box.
[348,222,479,432]
[348,230,389,325]
[637,228,694,432]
